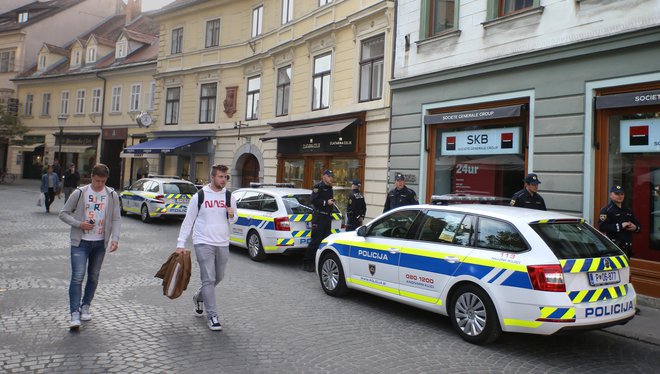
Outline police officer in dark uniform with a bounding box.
[383,173,418,213]
[510,173,547,211]
[346,179,366,231]
[303,169,335,272]
[599,185,641,258]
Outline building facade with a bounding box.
[147,0,394,217]
[391,0,660,296]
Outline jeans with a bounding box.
[194,244,229,317]
[63,186,75,202]
[69,240,106,314]
[44,188,55,212]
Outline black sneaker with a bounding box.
[207,315,222,331]
[193,290,204,317]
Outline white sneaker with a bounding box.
[80,305,92,321]
[69,312,81,330]
[207,315,222,331]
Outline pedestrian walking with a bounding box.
[63,163,80,202]
[52,158,62,179]
[510,173,546,211]
[599,184,641,258]
[175,164,238,331]
[59,164,121,330]
[40,165,60,213]
[383,173,418,213]
[303,169,335,272]
[346,179,366,231]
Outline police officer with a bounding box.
[599,185,641,258]
[383,173,418,213]
[346,179,366,231]
[303,169,335,272]
[510,173,546,211]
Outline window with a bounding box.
[171,28,183,54]
[500,0,534,16]
[415,210,468,245]
[359,35,384,102]
[87,47,96,63]
[91,88,102,114]
[276,66,291,116]
[0,49,15,72]
[367,210,420,239]
[165,87,180,125]
[312,53,331,110]
[38,54,46,70]
[116,41,127,59]
[60,91,69,115]
[41,93,50,115]
[320,0,333,6]
[205,19,220,48]
[246,76,260,120]
[75,89,85,114]
[111,86,122,113]
[130,84,141,112]
[72,50,81,66]
[251,6,263,38]
[282,0,293,24]
[148,81,155,110]
[476,217,527,252]
[24,94,33,116]
[430,0,455,35]
[18,11,28,23]
[531,221,621,259]
[199,83,217,123]
[237,191,261,210]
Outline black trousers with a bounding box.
[44,188,55,211]
[304,213,332,264]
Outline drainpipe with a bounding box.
[388,0,398,194]
[95,71,107,164]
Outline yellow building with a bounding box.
[146,0,393,218]
[12,3,159,189]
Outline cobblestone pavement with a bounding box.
[1,182,660,373]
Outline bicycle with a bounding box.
[0,171,16,184]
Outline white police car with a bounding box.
[119,176,198,223]
[315,204,636,344]
[230,184,344,261]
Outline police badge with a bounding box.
[369,264,376,275]
[600,214,607,222]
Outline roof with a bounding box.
[235,187,313,197]
[155,0,209,16]
[0,0,81,32]
[393,204,579,224]
[42,43,68,56]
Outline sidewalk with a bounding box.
[604,295,660,346]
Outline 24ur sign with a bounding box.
[441,127,521,156]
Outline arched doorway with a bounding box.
[239,154,259,187]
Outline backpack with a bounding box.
[195,188,231,218]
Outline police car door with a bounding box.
[399,210,475,305]
[349,209,420,297]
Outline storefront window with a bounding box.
[282,159,304,188]
[330,158,360,216]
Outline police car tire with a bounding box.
[247,231,267,262]
[448,284,501,345]
[140,204,151,223]
[319,253,348,297]
[120,200,126,216]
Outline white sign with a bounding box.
[620,119,660,153]
[440,127,521,156]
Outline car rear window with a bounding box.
[530,221,622,259]
[163,182,198,195]
[282,194,341,215]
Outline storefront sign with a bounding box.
[425,105,521,125]
[596,90,660,109]
[620,119,660,153]
[440,127,521,156]
[452,163,495,196]
[278,132,356,154]
[103,128,127,140]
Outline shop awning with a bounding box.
[261,118,357,141]
[122,137,205,154]
[424,105,522,125]
[595,90,660,109]
[12,143,44,151]
[119,152,161,159]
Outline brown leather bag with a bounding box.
[155,251,192,299]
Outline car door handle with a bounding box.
[444,256,460,264]
[388,248,400,254]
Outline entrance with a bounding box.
[102,139,124,189]
[239,154,260,187]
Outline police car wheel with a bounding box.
[119,200,126,216]
[319,253,348,297]
[247,231,267,262]
[449,284,501,345]
[140,204,151,223]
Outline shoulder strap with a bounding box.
[196,188,205,212]
[226,189,231,207]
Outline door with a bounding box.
[241,154,260,187]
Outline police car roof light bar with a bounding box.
[249,182,296,188]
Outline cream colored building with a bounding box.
[147,0,393,218]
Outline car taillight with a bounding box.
[274,216,291,231]
[527,265,565,292]
[154,194,165,204]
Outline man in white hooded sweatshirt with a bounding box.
[176,164,238,331]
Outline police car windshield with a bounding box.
[163,182,198,195]
[282,195,341,215]
[530,221,622,259]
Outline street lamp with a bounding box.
[57,114,67,162]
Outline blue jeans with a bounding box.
[69,240,106,314]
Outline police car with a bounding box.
[315,204,636,344]
[230,184,344,261]
[119,176,198,223]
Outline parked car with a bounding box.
[119,176,198,223]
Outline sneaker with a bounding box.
[69,312,81,330]
[80,305,92,321]
[207,315,222,331]
[193,291,204,317]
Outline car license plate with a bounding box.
[169,208,186,213]
[588,270,620,286]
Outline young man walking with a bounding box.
[176,164,238,331]
[40,165,61,213]
[59,164,121,329]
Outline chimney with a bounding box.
[125,0,142,25]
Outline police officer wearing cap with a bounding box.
[303,169,335,272]
[510,173,547,211]
[383,173,418,213]
[599,185,641,258]
[346,179,366,231]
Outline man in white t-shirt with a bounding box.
[176,164,238,331]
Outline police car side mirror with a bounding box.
[356,226,368,237]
